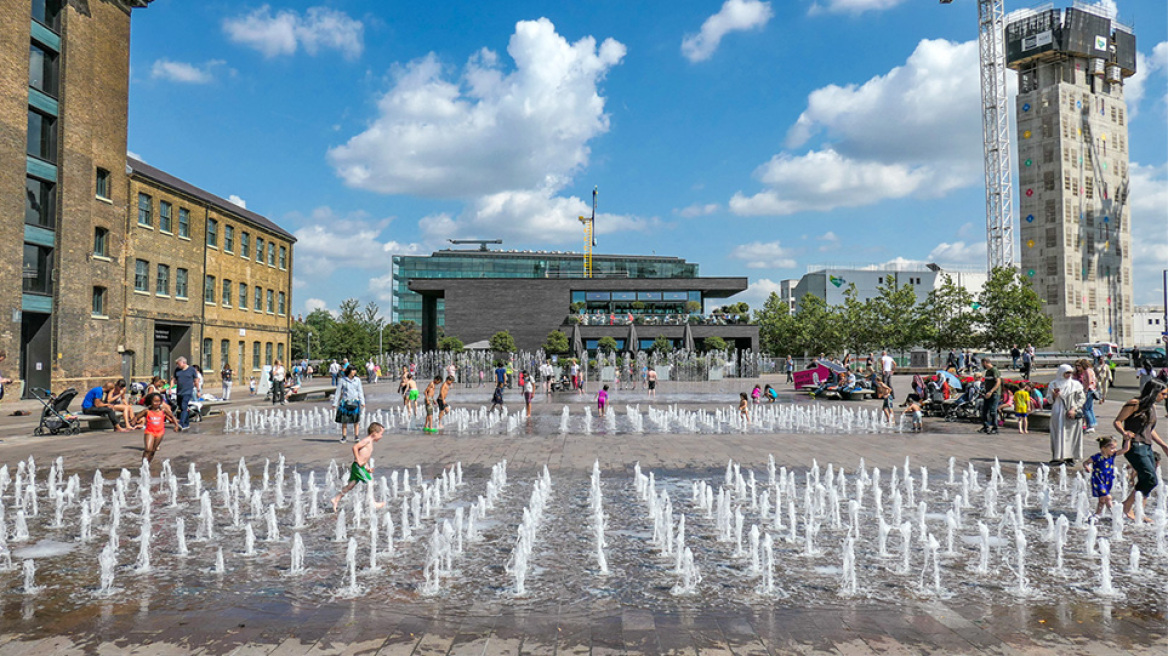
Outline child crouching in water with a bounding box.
[1084,434,1130,518]
[332,422,386,512]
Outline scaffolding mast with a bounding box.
[578,187,597,278]
[943,0,1015,271]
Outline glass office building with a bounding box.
[391,249,699,325]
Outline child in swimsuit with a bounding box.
[597,384,609,417]
[133,392,180,465]
[739,392,750,424]
[332,423,386,512]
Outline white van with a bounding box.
[1074,342,1119,357]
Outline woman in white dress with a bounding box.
[1048,363,1086,466]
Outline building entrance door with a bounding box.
[152,323,191,379]
[20,312,51,398]
[152,344,171,380]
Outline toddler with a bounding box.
[597,384,609,417]
[738,392,750,424]
[903,399,923,432]
[1013,382,1032,434]
[1084,435,1131,517]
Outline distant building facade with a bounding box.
[791,264,987,311]
[0,0,293,395]
[391,248,699,326]
[1007,4,1137,348]
[1132,306,1166,347]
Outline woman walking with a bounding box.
[1114,379,1168,520]
[333,365,365,443]
[1048,364,1086,466]
[1075,359,1098,433]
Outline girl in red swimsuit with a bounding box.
[133,392,180,464]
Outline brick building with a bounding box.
[0,0,294,396]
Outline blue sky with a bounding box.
[126,0,1168,317]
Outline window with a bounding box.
[159,201,173,233]
[224,225,235,253]
[265,342,273,366]
[267,243,276,266]
[238,341,246,373]
[241,232,250,258]
[95,168,110,200]
[137,193,152,226]
[206,219,218,248]
[178,208,190,238]
[204,275,216,304]
[29,42,58,97]
[277,343,285,362]
[32,0,64,31]
[254,287,262,312]
[92,287,106,317]
[93,227,109,258]
[267,289,274,313]
[279,246,287,269]
[278,292,286,315]
[175,268,189,299]
[23,244,53,295]
[27,109,56,162]
[24,177,54,228]
[252,341,261,370]
[256,238,265,263]
[156,264,170,296]
[202,339,213,371]
[134,259,149,292]
[222,279,232,306]
[221,340,230,369]
[239,282,248,309]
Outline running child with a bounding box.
[133,392,180,464]
[331,422,386,512]
[1013,382,1032,434]
[1084,435,1131,518]
[875,379,894,424]
[902,399,923,432]
[597,384,609,417]
[437,376,454,429]
[423,376,439,432]
[523,373,534,416]
[738,392,750,424]
[404,373,419,416]
[490,382,505,413]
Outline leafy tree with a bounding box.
[869,277,925,353]
[975,267,1053,350]
[543,330,569,355]
[437,336,464,352]
[790,294,843,356]
[383,321,421,353]
[755,292,797,355]
[685,300,702,314]
[920,274,977,358]
[489,331,516,353]
[651,334,673,354]
[837,284,878,356]
[597,336,619,353]
[703,336,728,353]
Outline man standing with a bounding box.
[171,357,198,429]
[978,357,1001,435]
[329,359,341,386]
[879,350,895,389]
[1010,344,1021,370]
[220,363,234,400]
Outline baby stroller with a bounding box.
[32,387,81,436]
[945,391,984,423]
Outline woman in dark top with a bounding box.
[1114,379,1168,520]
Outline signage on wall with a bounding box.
[154,328,170,342]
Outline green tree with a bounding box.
[489,331,516,353]
[869,276,925,353]
[437,336,464,352]
[597,336,619,353]
[543,330,569,355]
[837,284,878,356]
[755,292,797,355]
[651,334,673,354]
[975,266,1053,350]
[685,300,702,314]
[791,294,843,356]
[703,335,728,353]
[383,321,421,353]
[920,275,977,358]
[329,298,373,359]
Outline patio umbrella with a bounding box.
[934,370,963,390]
[571,323,584,358]
[627,322,639,352]
[683,322,695,352]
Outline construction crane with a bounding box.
[941,0,1015,271]
[447,239,502,252]
[578,187,597,278]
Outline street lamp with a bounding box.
[306,330,313,361]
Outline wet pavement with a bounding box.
[0,373,1162,655]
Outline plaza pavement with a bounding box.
[0,368,1162,655]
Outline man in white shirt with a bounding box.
[880,351,895,388]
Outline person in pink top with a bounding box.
[1076,358,1099,433]
[597,384,609,417]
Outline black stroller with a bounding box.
[32,387,81,436]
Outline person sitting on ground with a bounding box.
[82,381,130,432]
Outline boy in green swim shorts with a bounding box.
[332,422,386,512]
[404,374,419,416]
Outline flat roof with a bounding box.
[409,276,748,298]
[127,157,295,242]
[399,249,690,262]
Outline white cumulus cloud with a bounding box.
[223,5,364,60]
[151,59,224,84]
[731,38,989,216]
[304,298,332,315]
[729,240,798,269]
[678,203,720,218]
[809,0,905,16]
[926,240,987,267]
[726,278,786,312]
[681,0,773,63]
[227,195,247,209]
[290,207,426,277]
[329,18,625,199]
[1128,162,1168,305]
